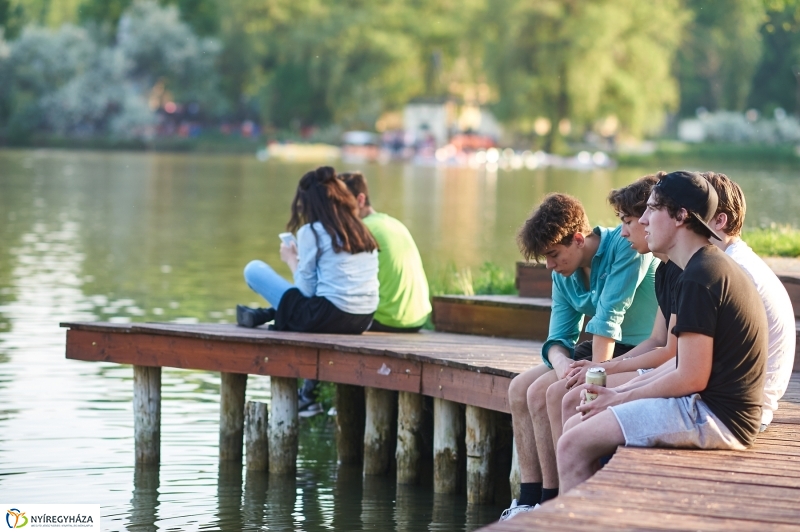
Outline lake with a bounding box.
[1,149,798,530]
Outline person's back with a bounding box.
[362,212,431,329]
[339,172,431,331]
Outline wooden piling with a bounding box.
[396,391,424,485]
[133,365,161,464]
[269,376,298,474]
[219,372,247,462]
[433,398,463,493]
[363,387,396,476]
[245,401,269,471]
[335,383,365,465]
[465,405,496,504]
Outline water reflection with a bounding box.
[2,150,800,530]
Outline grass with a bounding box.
[428,261,517,297]
[743,225,800,257]
[617,141,800,168]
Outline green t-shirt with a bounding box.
[363,212,432,328]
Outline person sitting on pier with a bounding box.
[557,170,768,494]
[339,171,432,332]
[701,172,795,432]
[549,175,681,448]
[236,165,379,334]
[501,193,658,520]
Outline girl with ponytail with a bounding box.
[237,166,379,334]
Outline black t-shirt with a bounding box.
[672,245,767,446]
[654,260,682,322]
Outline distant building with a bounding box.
[403,98,502,148]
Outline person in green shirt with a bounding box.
[340,172,432,332]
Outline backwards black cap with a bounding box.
[654,171,722,241]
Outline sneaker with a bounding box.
[298,403,323,418]
[236,305,274,328]
[499,499,535,521]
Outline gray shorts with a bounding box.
[609,394,746,450]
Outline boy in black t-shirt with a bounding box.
[556,171,768,494]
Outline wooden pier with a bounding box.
[61,263,800,529]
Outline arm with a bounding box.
[585,240,652,343]
[541,277,584,374]
[577,332,713,419]
[292,225,319,297]
[605,314,676,374]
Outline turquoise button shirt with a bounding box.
[540,225,659,368]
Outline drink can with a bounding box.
[584,367,607,402]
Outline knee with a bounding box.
[546,380,567,411]
[243,260,267,283]
[526,379,549,414]
[556,427,583,465]
[562,387,582,414]
[509,375,529,411]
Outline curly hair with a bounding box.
[517,193,591,262]
[608,173,664,218]
[287,166,378,254]
[700,171,746,237]
[650,174,714,239]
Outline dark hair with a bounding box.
[339,171,371,206]
[700,171,746,237]
[608,173,663,218]
[287,166,378,254]
[517,193,591,262]
[650,176,714,239]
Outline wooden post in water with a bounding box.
[509,437,520,500]
[433,398,463,493]
[133,365,161,464]
[363,387,395,475]
[219,372,247,462]
[395,391,423,485]
[335,384,364,465]
[245,401,269,471]
[465,405,496,504]
[269,376,298,474]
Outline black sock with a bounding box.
[518,482,542,507]
[540,487,559,504]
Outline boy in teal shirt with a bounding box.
[340,172,431,331]
[501,193,657,520]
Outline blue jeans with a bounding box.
[243,260,294,308]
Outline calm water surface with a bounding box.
[1,149,799,531]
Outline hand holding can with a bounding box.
[584,367,607,402]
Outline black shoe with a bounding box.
[236,305,275,328]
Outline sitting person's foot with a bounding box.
[298,393,316,412]
[236,305,275,328]
[499,499,537,521]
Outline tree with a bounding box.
[677,0,764,115]
[484,0,687,151]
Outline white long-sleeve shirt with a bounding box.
[293,222,379,315]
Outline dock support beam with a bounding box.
[220,372,247,462]
[269,377,298,475]
[134,365,161,464]
[433,398,463,493]
[245,401,269,471]
[364,387,396,475]
[335,384,364,465]
[395,391,423,485]
[466,405,496,504]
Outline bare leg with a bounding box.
[560,372,639,433]
[527,370,559,488]
[557,410,625,493]
[546,378,570,450]
[508,364,553,482]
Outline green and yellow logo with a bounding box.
[5,509,27,528]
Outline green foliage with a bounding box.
[677,0,764,115]
[428,261,517,297]
[742,225,800,257]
